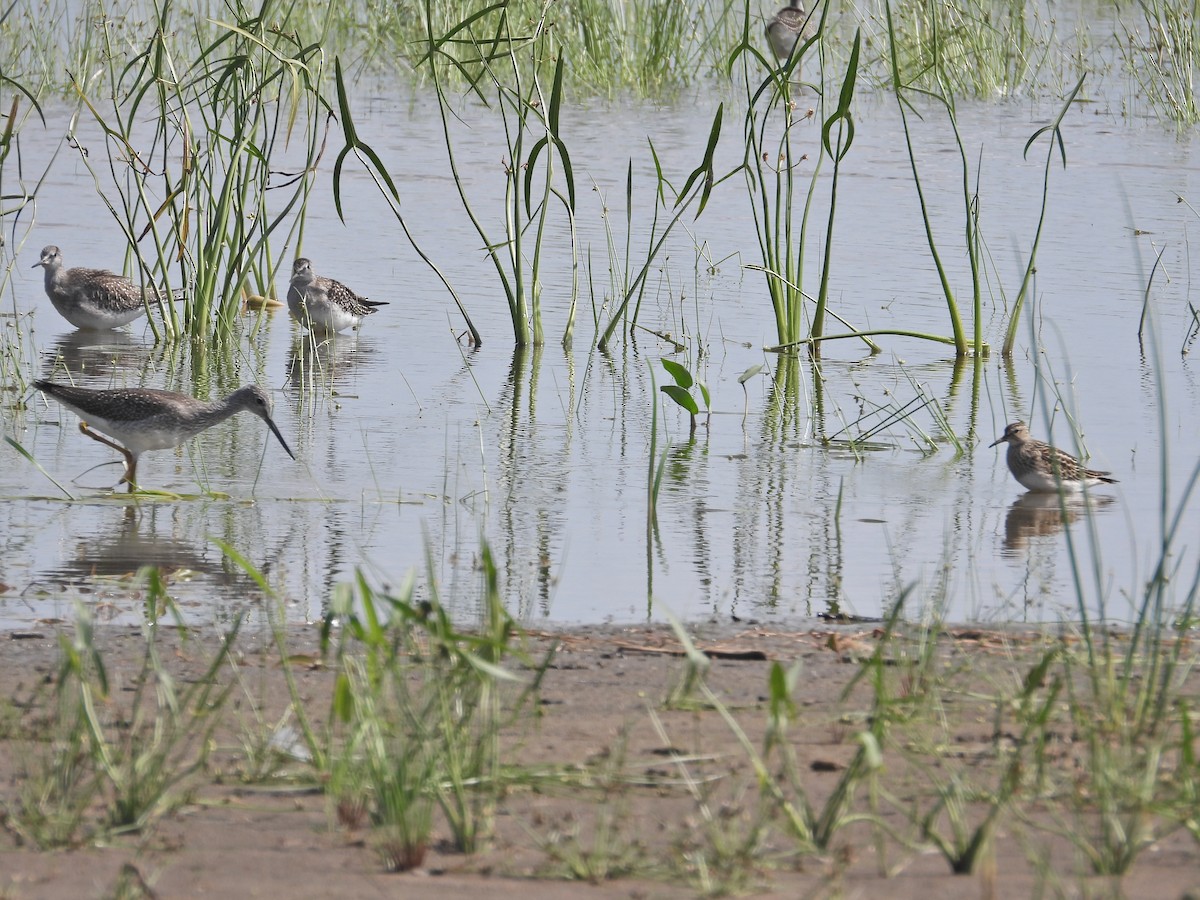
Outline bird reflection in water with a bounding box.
[40,505,246,602]
[285,333,375,396]
[1001,492,1116,558]
[44,328,150,381]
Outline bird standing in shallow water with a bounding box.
[766,0,815,64]
[989,421,1118,493]
[33,380,294,490]
[33,245,181,330]
[287,257,387,334]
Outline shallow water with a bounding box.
[2,71,1199,630]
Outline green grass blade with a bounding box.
[5,435,75,499]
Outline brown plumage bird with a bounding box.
[287,257,387,334]
[989,421,1117,493]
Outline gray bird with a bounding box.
[287,257,387,334]
[33,245,181,330]
[34,379,294,489]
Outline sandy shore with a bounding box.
[2,620,1198,898]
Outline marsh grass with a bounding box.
[360,0,737,98]
[1120,0,1200,124]
[875,0,1056,98]
[593,133,723,351]
[417,0,724,349]
[1000,76,1087,356]
[94,626,240,831]
[531,727,653,882]
[984,314,1200,875]
[697,608,896,857]
[661,612,712,711]
[736,1,824,350]
[822,376,946,451]
[911,645,1062,874]
[1042,489,1200,873]
[5,671,100,849]
[7,0,1194,125]
[652,620,777,891]
[64,0,332,341]
[417,0,576,348]
[0,0,90,97]
[653,709,772,895]
[884,0,981,358]
[735,0,890,358]
[5,556,1200,888]
[0,54,48,397]
[5,0,743,103]
[84,572,241,831]
[319,545,549,865]
[883,1,1084,359]
[3,577,241,846]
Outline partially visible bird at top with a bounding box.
[33,245,183,331]
[766,0,815,65]
[287,257,388,335]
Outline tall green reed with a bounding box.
[1001,76,1086,356]
[326,57,481,347]
[0,60,46,395]
[593,131,723,351]
[420,0,576,347]
[884,0,980,357]
[884,2,1080,358]
[66,0,332,341]
[418,1,722,349]
[734,1,879,356]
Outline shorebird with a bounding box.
[989,421,1118,493]
[33,245,181,330]
[766,0,815,63]
[33,379,294,489]
[287,257,387,334]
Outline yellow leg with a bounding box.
[78,422,137,489]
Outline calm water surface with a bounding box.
[2,79,1198,630]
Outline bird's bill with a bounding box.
[266,417,296,459]
[988,436,1005,448]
